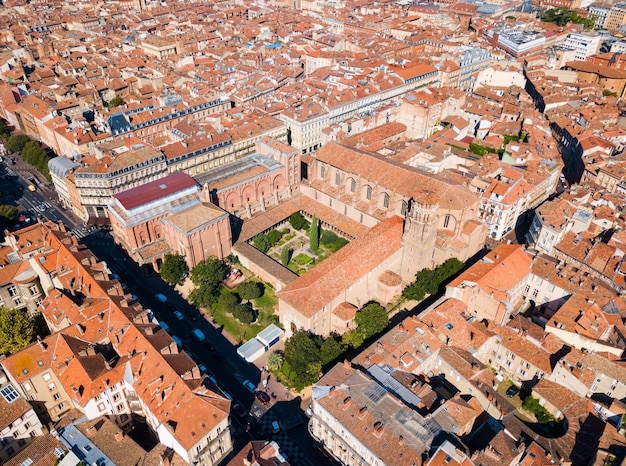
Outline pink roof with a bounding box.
[114,172,198,210]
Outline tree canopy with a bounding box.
[232,304,254,324]
[354,303,389,338]
[238,281,263,302]
[218,292,240,314]
[541,7,595,28]
[289,212,309,230]
[191,257,230,287]
[160,253,189,286]
[6,134,29,154]
[189,257,230,310]
[309,214,319,252]
[284,330,322,390]
[402,258,464,301]
[0,205,18,221]
[108,96,125,108]
[0,308,37,355]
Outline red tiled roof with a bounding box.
[278,216,404,317]
[113,172,198,211]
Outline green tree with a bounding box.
[355,303,389,338]
[0,118,10,137]
[267,351,284,371]
[218,291,240,314]
[6,134,29,154]
[402,258,464,301]
[281,246,291,266]
[266,229,283,247]
[189,257,229,310]
[309,214,319,252]
[238,281,263,302]
[0,205,18,221]
[159,253,189,286]
[289,212,308,230]
[189,285,220,310]
[191,257,230,287]
[284,330,322,389]
[0,307,36,355]
[108,96,124,108]
[320,230,338,245]
[253,233,271,253]
[320,336,343,365]
[232,304,254,324]
[341,330,365,348]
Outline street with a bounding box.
[0,153,336,465]
[81,232,336,466]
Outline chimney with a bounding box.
[343,360,351,369]
[342,396,351,409]
[115,430,124,442]
[399,435,404,445]
[373,421,385,437]
[358,406,368,419]
[37,336,48,351]
[328,386,335,398]
[86,425,97,436]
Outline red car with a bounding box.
[255,391,270,405]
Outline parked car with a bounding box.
[242,380,256,393]
[173,310,184,321]
[271,420,280,433]
[233,403,247,418]
[155,293,167,303]
[506,385,519,398]
[255,391,270,405]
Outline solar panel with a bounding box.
[363,382,386,404]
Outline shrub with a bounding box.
[328,237,349,252]
[253,233,271,253]
[267,229,283,247]
[289,212,308,230]
[320,230,339,245]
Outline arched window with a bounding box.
[320,165,326,179]
[350,178,356,193]
[366,186,372,201]
[401,201,408,216]
[335,172,341,185]
[443,214,451,229]
[383,193,390,208]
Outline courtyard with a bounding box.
[250,213,350,276]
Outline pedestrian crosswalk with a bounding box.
[70,225,94,239]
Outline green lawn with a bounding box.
[209,283,280,343]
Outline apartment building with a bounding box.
[0,375,45,463]
[310,362,437,466]
[446,245,532,324]
[71,144,167,221]
[279,65,439,154]
[562,32,601,61]
[1,223,233,465]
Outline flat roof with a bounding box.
[237,338,265,362]
[256,324,284,346]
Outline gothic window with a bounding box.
[350,178,356,193]
[366,186,372,201]
[383,193,390,208]
[401,201,408,216]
